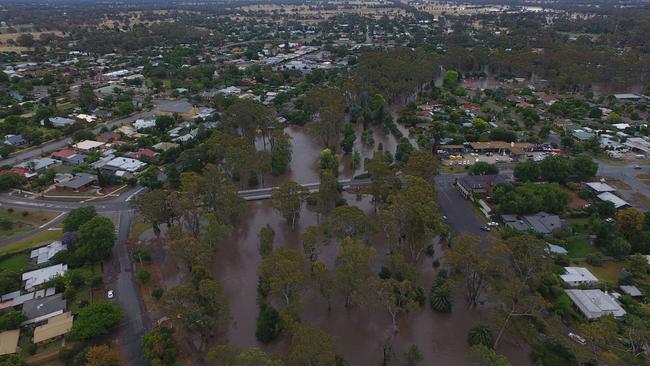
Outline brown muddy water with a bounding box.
[140,123,532,365]
[205,194,532,366]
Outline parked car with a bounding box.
[487,221,499,227]
[568,332,586,345]
[107,290,114,299]
[480,226,491,232]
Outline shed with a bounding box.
[0,329,20,356]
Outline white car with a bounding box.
[568,332,586,345]
[107,290,114,299]
[487,221,499,227]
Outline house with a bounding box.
[50,149,75,160]
[585,182,616,194]
[95,131,121,143]
[133,119,156,131]
[502,212,565,236]
[126,148,158,160]
[547,243,568,255]
[46,117,76,128]
[22,264,68,291]
[74,140,105,152]
[0,167,33,179]
[597,192,630,209]
[30,241,66,265]
[152,142,179,152]
[155,99,198,119]
[3,134,26,147]
[456,174,507,200]
[613,93,642,101]
[33,312,73,344]
[619,285,643,298]
[561,267,598,287]
[467,141,533,160]
[21,293,67,325]
[564,289,626,319]
[0,288,56,310]
[100,157,147,177]
[623,137,650,158]
[0,330,20,356]
[16,158,60,173]
[55,173,97,192]
[572,129,595,142]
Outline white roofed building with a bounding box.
[22,264,67,291]
[561,267,598,287]
[565,289,627,319]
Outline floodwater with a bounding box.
[205,194,533,365]
[139,120,532,365]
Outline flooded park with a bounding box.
[137,124,533,365]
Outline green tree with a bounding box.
[141,327,177,366]
[260,248,306,305]
[367,153,397,207]
[374,278,419,333]
[572,155,598,181]
[469,345,511,366]
[0,311,26,331]
[63,206,97,232]
[271,130,292,175]
[539,155,572,184]
[468,162,498,176]
[76,216,116,262]
[288,325,337,366]
[443,70,460,90]
[430,276,452,313]
[615,207,644,241]
[237,347,284,366]
[259,225,275,257]
[271,181,309,229]
[317,170,340,218]
[78,83,98,111]
[447,234,489,308]
[256,303,281,343]
[402,149,439,187]
[69,301,122,341]
[513,160,540,182]
[335,238,376,307]
[325,205,373,242]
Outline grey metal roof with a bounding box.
[22,293,66,320]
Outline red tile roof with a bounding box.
[51,149,75,159]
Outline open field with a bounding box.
[0,208,61,242]
[0,31,64,43]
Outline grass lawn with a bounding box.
[564,236,599,258]
[0,253,29,272]
[0,229,63,255]
[567,218,590,235]
[579,260,628,284]
[0,208,61,241]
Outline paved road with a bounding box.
[105,210,147,366]
[435,173,489,237]
[0,110,155,166]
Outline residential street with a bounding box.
[0,110,155,166]
[435,173,489,237]
[104,210,147,366]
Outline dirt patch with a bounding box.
[631,192,650,207]
[603,178,631,190]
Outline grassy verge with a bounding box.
[0,229,63,255]
[129,214,150,240]
[0,253,29,272]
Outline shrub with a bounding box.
[468,323,494,348]
[430,276,452,313]
[255,303,281,343]
[151,288,164,300]
[137,269,151,283]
